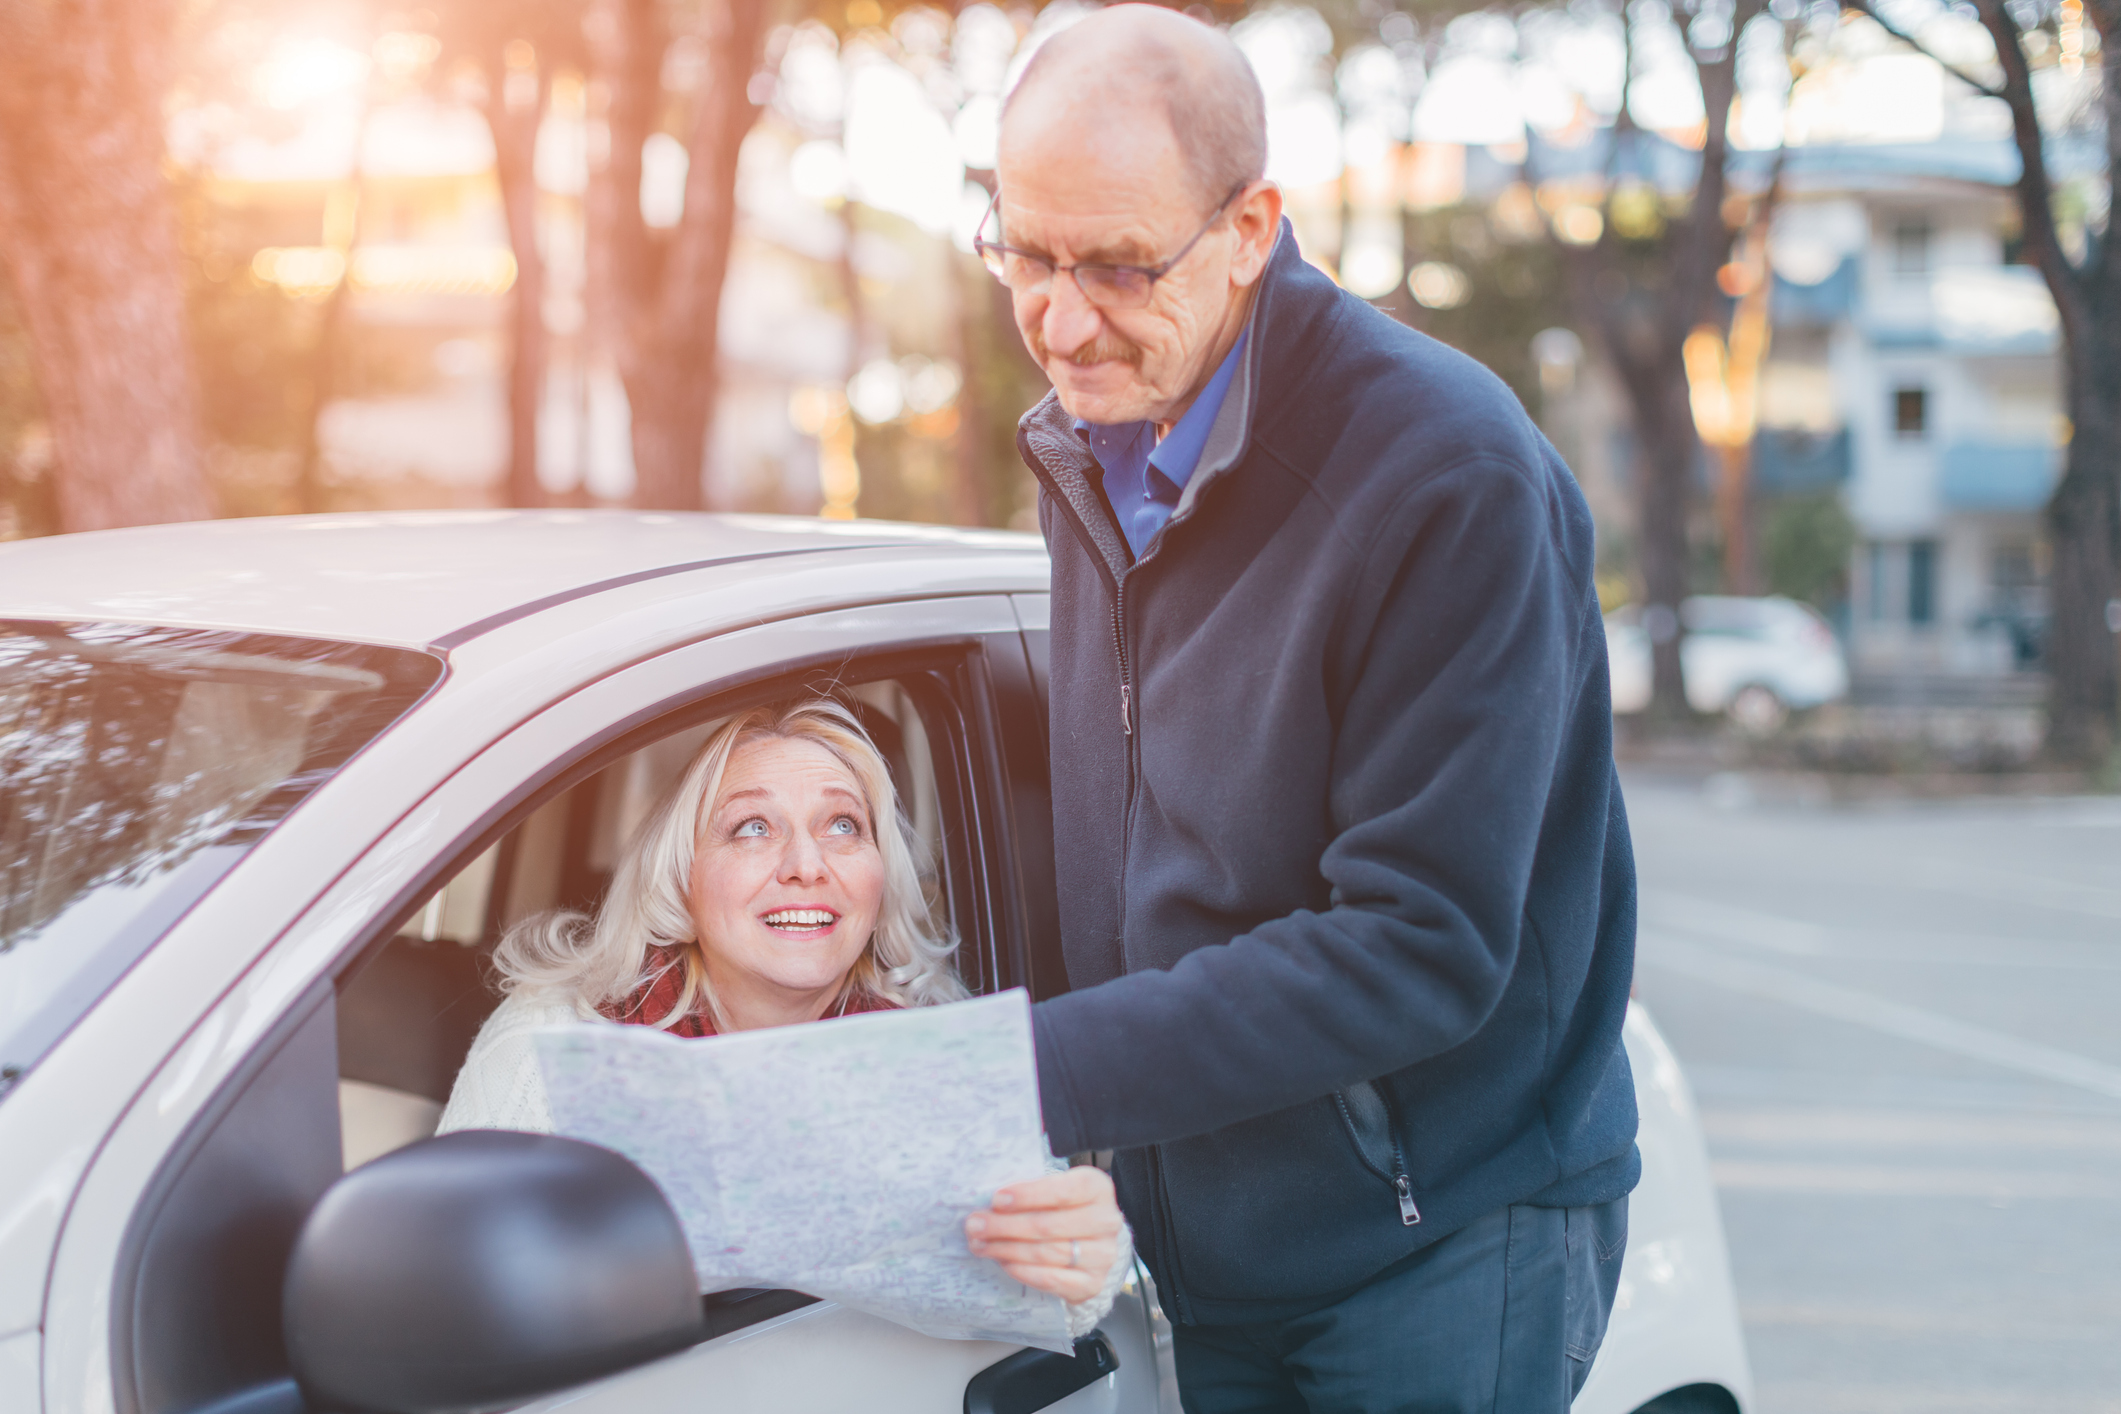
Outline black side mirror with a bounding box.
[283,1130,708,1414]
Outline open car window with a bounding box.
[108,608,1052,1414]
[335,671,969,1172]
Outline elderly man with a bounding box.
[960,7,1639,1411]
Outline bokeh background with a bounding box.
[0,0,2114,765]
[2,5,2118,1411]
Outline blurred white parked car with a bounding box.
[1607,595,1848,732]
[0,512,1750,1414]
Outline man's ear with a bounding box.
[1229,182,1283,287]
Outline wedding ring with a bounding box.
[1069,1239,1081,1268]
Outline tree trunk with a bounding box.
[294,270,354,515]
[1976,0,2121,759]
[1854,0,2118,756]
[0,1,212,532]
[489,68,551,510]
[2044,352,2120,760]
[2040,0,2121,759]
[621,0,770,511]
[1541,0,1763,723]
[1634,368,1701,718]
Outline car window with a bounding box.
[1680,599,1771,640]
[336,673,963,1170]
[0,621,440,1103]
[112,619,1041,1414]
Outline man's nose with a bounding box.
[1040,269,1104,359]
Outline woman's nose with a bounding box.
[777,830,830,883]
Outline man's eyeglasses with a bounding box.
[974,185,1245,310]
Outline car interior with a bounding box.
[334,677,955,1171]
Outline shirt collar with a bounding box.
[1148,328,1249,493]
[1071,326,1252,493]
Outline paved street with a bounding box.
[1624,773,2121,1414]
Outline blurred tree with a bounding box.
[1296,0,1781,721]
[1534,0,1772,724]
[589,0,779,510]
[1762,490,1856,609]
[0,282,57,539]
[433,2,587,510]
[0,0,215,531]
[1851,0,2119,760]
[1395,208,1568,414]
[175,174,318,514]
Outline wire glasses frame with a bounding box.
[973,184,1247,309]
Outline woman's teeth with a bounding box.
[762,909,835,928]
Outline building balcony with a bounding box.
[1753,427,1850,496]
[1938,439,2059,511]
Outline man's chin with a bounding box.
[1050,362,1155,425]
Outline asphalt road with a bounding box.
[1623,772,2121,1414]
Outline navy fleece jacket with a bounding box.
[1020,223,1640,1325]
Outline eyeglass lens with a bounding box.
[980,249,1154,309]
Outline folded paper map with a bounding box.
[533,988,1072,1351]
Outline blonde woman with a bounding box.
[439,698,1130,1328]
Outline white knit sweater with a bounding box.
[439,991,1132,1339]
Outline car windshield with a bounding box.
[0,621,442,1100]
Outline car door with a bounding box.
[48,594,1157,1414]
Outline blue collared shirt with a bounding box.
[1076,328,1249,561]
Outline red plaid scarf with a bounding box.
[598,945,900,1037]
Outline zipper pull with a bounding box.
[1394,1175,1421,1226]
[1120,682,1133,736]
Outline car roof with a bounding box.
[0,510,1048,649]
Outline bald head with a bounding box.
[988,6,1281,427]
[1001,5,1265,210]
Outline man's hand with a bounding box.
[965,1164,1124,1305]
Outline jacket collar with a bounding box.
[1017,218,1319,583]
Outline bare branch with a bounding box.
[1843,0,2007,99]
[1976,0,2091,326]
[1665,0,1765,340]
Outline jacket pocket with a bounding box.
[1334,1080,1420,1226]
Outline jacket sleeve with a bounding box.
[1031,455,1595,1156]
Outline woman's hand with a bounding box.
[965,1165,1124,1304]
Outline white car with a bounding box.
[0,511,1751,1414]
[1607,595,1849,732]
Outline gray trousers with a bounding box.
[1173,1199,1628,1414]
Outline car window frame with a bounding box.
[329,635,1031,1003]
[97,608,1046,1414]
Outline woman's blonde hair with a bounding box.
[492,697,966,1028]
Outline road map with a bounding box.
[533,988,1073,1351]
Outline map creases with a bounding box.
[533,988,1073,1352]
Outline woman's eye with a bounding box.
[827,816,861,836]
[733,818,770,838]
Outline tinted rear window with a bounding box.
[0,621,442,1100]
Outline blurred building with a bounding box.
[1764,141,2068,682]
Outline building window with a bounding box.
[1892,219,1931,276]
[1894,387,1928,437]
[1908,539,1937,625]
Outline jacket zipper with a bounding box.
[1393,1171,1421,1226]
[1113,597,1132,736]
[1332,1092,1422,1227]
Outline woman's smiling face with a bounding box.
[689,734,885,1022]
